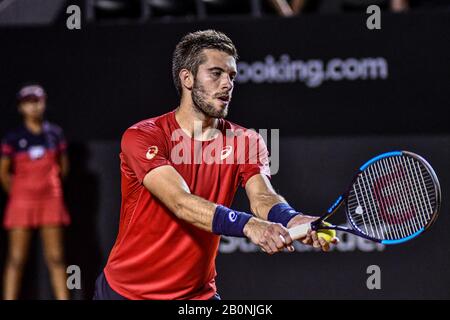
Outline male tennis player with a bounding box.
[94,30,337,300]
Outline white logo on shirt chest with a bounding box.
[220,145,233,160]
[28,145,46,160]
[146,146,158,160]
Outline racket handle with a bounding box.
[288,223,311,240]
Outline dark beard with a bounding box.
[191,80,228,119]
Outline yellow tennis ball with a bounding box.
[317,222,336,243]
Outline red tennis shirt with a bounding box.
[104,109,270,300]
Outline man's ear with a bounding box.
[179,69,194,91]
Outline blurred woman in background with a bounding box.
[0,84,70,300]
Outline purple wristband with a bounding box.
[267,203,300,227]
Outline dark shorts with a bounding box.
[93,272,127,300]
[93,272,221,300]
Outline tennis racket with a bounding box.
[288,151,441,245]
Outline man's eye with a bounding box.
[212,71,221,77]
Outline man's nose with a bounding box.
[221,75,233,91]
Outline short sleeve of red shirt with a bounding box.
[238,130,271,187]
[1,135,14,158]
[121,124,171,183]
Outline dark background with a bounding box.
[0,10,449,299]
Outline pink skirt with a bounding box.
[3,196,71,229]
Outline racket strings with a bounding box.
[358,158,433,239]
[352,159,431,240]
[347,155,437,241]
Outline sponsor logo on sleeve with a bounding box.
[146,146,158,160]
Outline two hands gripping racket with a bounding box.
[289,151,441,246]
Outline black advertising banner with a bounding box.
[0,12,449,139]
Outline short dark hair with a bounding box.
[172,30,238,96]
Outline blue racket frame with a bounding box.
[309,151,441,245]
